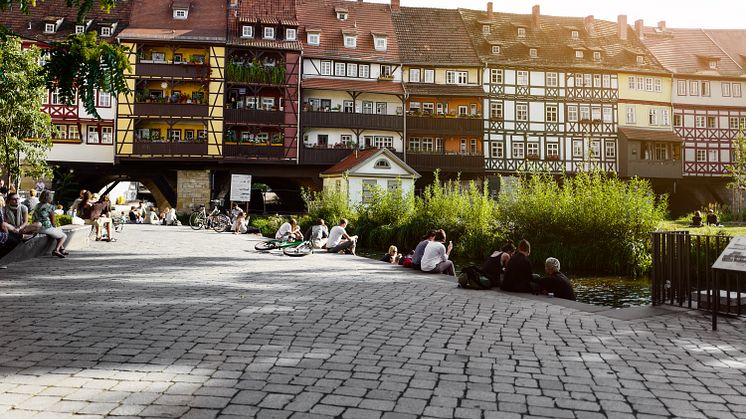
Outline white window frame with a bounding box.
[626,106,636,124]
[567,105,578,122]
[593,51,601,61]
[530,48,538,58]
[242,25,254,38]
[374,36,387,51]
[516,104,528,121]
[734,83,742,97]
[527,142,539,157]
[492,45,501,54]
[512,142,525,159]
[75,25,85,34]
[547,143,559,157]
[695,115,706,128]
[264,27,275,40]
[517,71,529,86]
[45,23,56,33]
[491,142,504,158]
[490,69,503,84]
[575,50,584,59]
[409,68,421,83]
[173,8,188,19]
[649,109,658,126]
[517,27,526,38]
[335,62,346,77]
[572,139,583,158]
[307,33,320,45]
[100,26,112,37]
[97,90,111,108]
[490,102,503,119]
[359,64,370,79]
[546,105,558,123]
[344,35,357,48]
[701,81,711,97]
[636,55,644,65]
[723,82,732,97]
[446,71,468,85]
[346,63,358,78]
[696,149,707,162]
[285,28,297,41]
[605,141,616,159]
[101,126,113,144]
[320,60,332,76]
[546,72,558,87]
[645,78,654,92]
[690,80,699,96]
[424,69,435,83]
[571,30,579,39]
[677,80,687,96]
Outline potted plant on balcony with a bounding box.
[546,154,560,161]
[332,105,342,112]
[526,153,540,161]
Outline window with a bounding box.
[571,30,579,39]
[436,103,445,115]
[517,71,528,86]
[482,25,491,35]
[593,51,601,61]
[572,139,583,157]
[723,82,732,97]
[174,8,188,19]
[362,180,376,203]
[374,159,391,169]
[380,65,392,78]
[701,81,711,97]
[653,143,668,160]
[730,117,740,130]
[661,109,670,126]
[184,130,194,141]
[45,23,56,33]
[512,142,525,159]
[603,107,613,123]
[317,134,329,147]
[626,106,636,124]
[636,55,644,65]
[574,74,582,87]
[374,37,387,51]
[567,105,578,122]
[460,139,467,154]
[547,143,559,157]
[677,80,687,96]
[337,11,348,21]
[97,91,111,108]
[335,62,345,76]
[580,106,590,121]
[695,116,706,128]
[50,89,61,105]
[344,35,356,48]
[286,28,297,41]
[470,139,478,154]
[68,125,80,140]
[373,136,393,149]
[242,26,254,38]
[446,71,468,85]
[708,150,718,162]
[376,102,387,115]
[409,102,420,112]
[491,142,504,158]
[359,64,370,79]
[546,105,558,123]
[655,79,662,92]
[492,45,501,54]
[100,27,112,37]
[87,126,100,144]
[422,102,434,114]
[409,68,421,83]
[546,72,558,87]
[593,74,602,87]
[408,137,420,152]
[307,33,320,45]
[575,50,584,59]
[424,69,434,83]
[75,25,85,34]
[527,142,539,157]
[340,135,352,147]
[709,59,718,69]
[690,81,699,96]
[605,141,616,159]
[516,104,528,121]
[346,63,358,78]
[320,60,332,76]
[54,125,67,140]
[707,116,717,128]
[645,78,654,92]
[696,149,707,162]
[590,141,600,158]
[591,106,601,121]
[490,102,503,119]
[674,114,682,127]
[362,101,374,114]
[584,74,592,88]
[517,27,526,38]
[457,106,467,116]
[734,83,742,97]
[529,48,538,58]
[261,97,275,110]
[490,69,503,84]
[101,127,113,144]
[387,180,398,191]
[264,27,275,39]
[649,109,658,125]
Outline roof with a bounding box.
[619,127,683,143]
[702,30,746,72]
[227,0,300,50]
[459,8,667,73]
[303,77,404,95]
[321,148,420,178]
[405,83,485,97]
[296,0,400,63]
[641,28,742,76]
[119,0,225,43]
[0,0,132,42]
[392,7,481,67]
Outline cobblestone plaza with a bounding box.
[1,226,745,418]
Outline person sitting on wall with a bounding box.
[532,257,576,301]
[501,239,535,293]
[22,189,40,212]
[2,192,40,237]
[690,210,703,227]
[381,245,402,264]
[706,209,721,226]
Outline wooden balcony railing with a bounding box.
[136,62,211,79]
[133,103,209,118]
[302,111,403,131]
[224,109,285,126]
[132,141,209,156]
[405,153,485,173]
[300,146,404,165]
[222,144,290,159]
[627,159,682,179]
[406,115,483,136]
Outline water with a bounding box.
[357,248,651,308]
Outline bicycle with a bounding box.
[254,237,313,256]
[189,200,231,233]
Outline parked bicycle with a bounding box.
[189,200,231,232]
[254,237,314,257]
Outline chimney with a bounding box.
[487,2,493,20]
[584,15,594,35]
[391,0,399,11]
[228,0,238,8]
[618,15,628,40]
[635,19,644,39]
[657,20,666,31]
[532,5,540,28]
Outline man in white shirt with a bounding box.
[275,218,302,240]
[420,229,455,276]
[326,218,357,255]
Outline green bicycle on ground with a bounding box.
[254,238,314,257]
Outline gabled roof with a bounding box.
[702,30,746,73]
[321,148,420,178]
[296,0,400,63]
[392,7,481,67]
[0,0,132,42]
[641,28,742,76]
[119,0,225,43]
[227,0,300,50]
[459,8,666,73]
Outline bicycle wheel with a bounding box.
[255,240,279,251]
[189,212,204,230]
[213,215,231,233]
[283,242,313,257]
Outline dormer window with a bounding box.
[335,7,348,21]
[75,25,85,34]
[173,8,188,19]
[264,27,275,40]
[100,26,112,37]
[575,50,584,59]
[374,35,387,51]
[593,51,601,61]
[45,23,56,33]
[491,45,501,54]
[286,28,297,41]
[482,25,491,35]
[517,27,526,38]
[571,30,579,39]
[709,59,718,69]
[344,35,357,49]
[529,48,538,58]
[242,25,254,38]
[636,55,644,64]
[307,31,320,46]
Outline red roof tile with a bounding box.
[702,29,746,72]
[303,77,404,95]
[296,0,400,63]
[642,28,741,76]
[321,148,380,175]
[120,0,225,43]
[227,0,299,49]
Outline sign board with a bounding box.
[712,236,746,272]
[230,174,252,202]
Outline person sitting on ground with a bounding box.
[706,209,719,226]
[92,195,114,241]
[69,189,87,217]
[326,218,357,255]
[128,206,141,223]
[2,192,40,236]
[22,189,40,211]
[309,218,329,249]
[691,210,703,227]
[420,229,455,276]
[502,239,534,293]
[147,207,161,225]
[33,190,69,258]
[482,240,516,288]
[275,218,303,241]
[0,197,23,261]
[411,230,437,270]
[232,206,248,234]
[164,208,179,226]
[381,245,402,264]
[533,257,576,301]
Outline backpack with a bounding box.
[457,266,492,290]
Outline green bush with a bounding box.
[56,214,72,226]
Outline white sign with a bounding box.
[713,236,746,272]
[230,174,252,202]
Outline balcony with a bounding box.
[132,141,209,156]
[136,62,211,79]
[133,103,209,118]
[406,153,485,173]
[300,146,354,165]
[223,144,289,160]
[406,115,483,136]
[302,111,403,131]
[627,159,682,179]
[225,109,285,126]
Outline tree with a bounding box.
[0,36,54,186]
[0,0,118,22]
[726,127,746,222]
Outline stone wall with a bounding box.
[177,170,211,213]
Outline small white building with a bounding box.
[320,148,420,205]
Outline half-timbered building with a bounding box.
[296,0,405,167]
[392,6,485,182]
[461,4,658,176]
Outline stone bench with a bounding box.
[0,225,89,266]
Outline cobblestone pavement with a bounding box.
[1,225,746,419]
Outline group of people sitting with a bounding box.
[274,218,358,255]
[382,229,456,276]
[690,209,722,227]
[1,189,70,261]
[127,200,179,226]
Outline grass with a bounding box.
[657,219,746,236]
